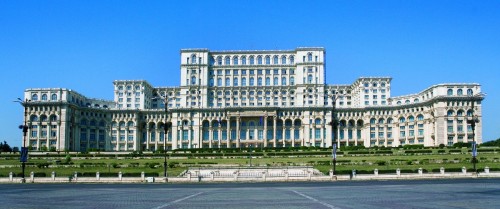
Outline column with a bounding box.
[273,116,277,147]
[145,127,150,150]
[172,123,178,150]
[291,127,295,147]
[236,117,240,148]
[209,122,213,148]
[218,126,222,148]
[188,128,192,149]
[321,125,325,147]
[264,116,268,147]
[227,118,231,148]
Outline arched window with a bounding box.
[378,118,384,124]
[233,56,239,65]
[447,89,453,96]
[397,101,402,105]
[457,110,464,116]
[40,115,48,122]
[273,55,278,64]
[265,56,270,64]
[273,77,278,85]
[225,78,230,86]
[250,56,255,65]
[217,56,222,65]
[191,76,196,85]
[265,77,270,86]
[242,77,247,86]
[209,78,214,87]
[467,89,473,96]
[457,89,463,96]
[467,110,474,117]
[250,77,255,86]
[241,56,246,65]
[417,114,424,121]
[414,98,419,103]
[370,118,376,124]
[387,118,393,124]
[281,56,287,64]
[81,119,87,126]
[30,115,38,121]
[307,75,313,83]
[217,78,222,86]
[307,53,313,61]
[41,94,48,101]
[233,77,238,86]
[408,116,414,122]
[289,56,294,64]
[32,94,38,101]
[381,82,386,87]
[210,57,215,65]
[50,115,57,122]
[373,82,378,87]
[447,110,454,116]
[281,77,287,85]
[315,118,321,125]
[257,56,263,64]
[50,94,57,101]
[191,54,196,64]
[399,117,406,123]
[405,100,410,104]
[257,77,262,86]
[225,56,230,65]
[290,77,295,85]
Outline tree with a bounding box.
[482,138,500,147]
[0,141,13,152]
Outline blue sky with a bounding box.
[1,0,499,147]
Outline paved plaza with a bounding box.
[0,179,499,209]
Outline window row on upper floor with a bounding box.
[208,69,295,76]
[447,88,474,96]
[363,82,388,88]
[31,93,58,101]
[207,76,295,87]
[369,114,425,125]
[209,55,296,66]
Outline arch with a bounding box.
[250,77,255,86]
[265,77,270,86]
[217,56,223,65]
[370,118,376,124]
[120,121,127,128]
[289,56,295,64]
[348,119,355,127]
[307,53,313,61]
[381,82,386,87]
[257,77,262,86]
[210,56,215,65]
[89,120,96,126]
[372,82,378,87]
[41,94,47,101]
[182,120,190,126]
[397,101,402,105]
[233,56,239,65]
[399,117,406,123]
[249,56,255,65]
[357,119,364,127]
[290,76,295,85]
[148,122,156,129]
[378,118,384,124]
[127,121,135,127]
[405,100,410,104]
[339,120,346,127]
[225,56,231,65]
[191,54,197,64]
[32,94,38,101]
[202,120,210,128]
[212,120,219,127]
[191,76,196,85]
[80,119,88,126]
[387,118,393,124]
[467,89,473,96]
[233,77,238,86]
[467,110,474,117]
[417,114,424,121]
[447,89,453,96]
[225,77,230,86]
[257,56,263,64]
[314,118,322,125]
[447,110,455,117]
[112,121,118,127]
[294,119,302,126]
[273,77,278,85]
[51,94,57,101]
[281,77,287,85]
[285,119,293,127]
[242,77,247,86]
[273,55,279,64]
[414,98,419,103]
[408,115,415,122]
[281,55,287,64]
[457,109,465,116]
[221,120,227,127]
[265,55,271,64]
[49,114,58,122]
[277,119,284,127]
[40,115,48,122]
[307,75,313,84]
[457,89,463,96]
[241,56,247,65]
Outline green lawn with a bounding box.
[1,150,499,177]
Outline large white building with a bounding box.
[22,47,484,152]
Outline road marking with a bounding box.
[291,190,341,209]
[152,192,203,209]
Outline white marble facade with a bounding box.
[22,47,484,151]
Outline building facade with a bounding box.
[22,47,485,151]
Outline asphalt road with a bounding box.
[1,179,499,209]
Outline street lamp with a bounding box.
[154,95,171,180]
[466,96,482,174]
[329,92,343,175]
[14,98,30,183]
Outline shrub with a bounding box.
[375,160,386,166]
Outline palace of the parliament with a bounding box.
[22,47,484,151]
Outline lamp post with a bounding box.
[329,93,343,175]
[154,95,171,179]
[14,98,30,183]
[466,99,480,174]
